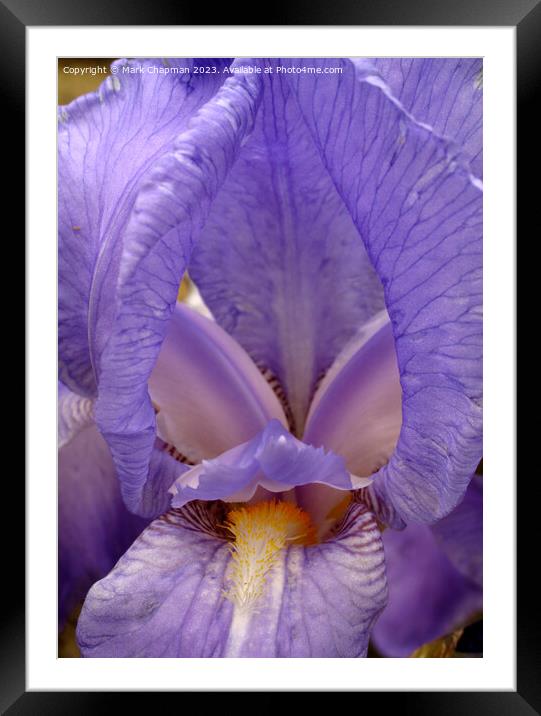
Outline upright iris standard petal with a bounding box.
[190,67,385,434]
[298,312,402,532]
[59,59,229,396]
[168,419,367,508]
[372,478,482,656]
[372,59,483,178]
[149,303,287,464]
[77,501,387,657]
[59,413,148,627]
[284,58,482,523]
[94,65,263,515]
[304,311,402,478]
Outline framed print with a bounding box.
[11,0,531,709]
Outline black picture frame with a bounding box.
[9,0,531,711]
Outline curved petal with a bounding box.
[94,65,263,515]
[284,58,482,523]
[169,419,368,508]
[304,311,402,478]
[372,479,482,656]
[371,58,483,178]
[189,66,385,435]
[76,502,387,657]
[59,423,148,628]
[59,58,229,396]
[148,303,287,464]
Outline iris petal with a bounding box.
[169,419,368,508]
[372,478,482,656]
[59,58,229,396]
[190,67,385,434]
[432,475,483,586]
[58,381,94,449]
[59,416,148,627]
[126,441,191,519]
[372,58,483,178]
[284,58,482,523]
[94,64,263,515]
[149,303,287,464]
[304,311,401,478]
[76,501,386,657]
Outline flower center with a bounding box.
[224,500,315,609]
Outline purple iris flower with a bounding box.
[58,57,483,657]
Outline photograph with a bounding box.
[58,56,483,659]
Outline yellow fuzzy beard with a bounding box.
[224,500,316,609]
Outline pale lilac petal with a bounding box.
[284,59,482,523]
[148,303,287,464]
[59,59,228,396]
[304,311,402,478]
[190,67,384,434]
[169,419,367,508]
[77,502,387,657]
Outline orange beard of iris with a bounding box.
[224,500,316,609]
